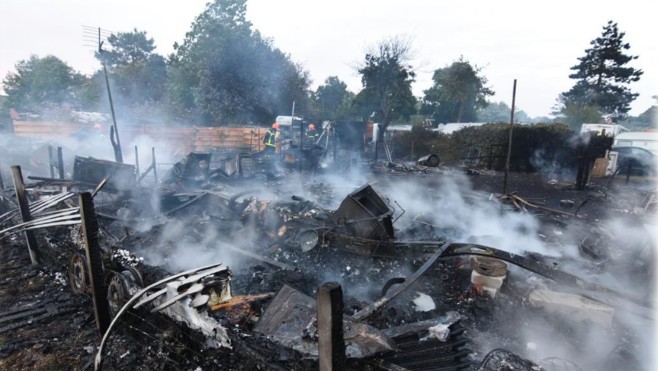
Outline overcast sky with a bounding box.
[0,0,655,118]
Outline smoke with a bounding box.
[530,148,575,182]
[380,174,553,256]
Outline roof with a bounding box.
[433,123,485,135]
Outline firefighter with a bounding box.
[264,123,279,154]
[304,123,319,149]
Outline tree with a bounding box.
[354,36,417,132]
[1,55,87,113]
[557,21,643,121]
[553,97,602,129]
[97,29,167,108]
[421,57,493,124]
[477,101,530,123]
[166,0,310,124]
[313,76,355,120]
[196,32,310,124]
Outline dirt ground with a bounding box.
[0,166,655,370]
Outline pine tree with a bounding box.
[559,21,643,120]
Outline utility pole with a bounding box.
[502,79,517,195]
[97,28,123,163]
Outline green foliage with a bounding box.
[453,123,574,170]
[552,100,602,130]
[354,37,417,131]
[558,21,643,121]
[97,29,167,109]
[421,57,493,124]
[313,76,356,120]
[390,126,459,163]
[390,123,575,171]
[166,0,310,125]
[1,55,89,113]
[620,104,658,130]
[101,29,156,67]
[196,33,310,124]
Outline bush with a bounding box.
[389,123,576,171]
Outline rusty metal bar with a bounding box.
[57,147,64,179]
[10,166,40,265]
[317,282,345,371]
[79,192,111,336]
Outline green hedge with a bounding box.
[389,123,576,171]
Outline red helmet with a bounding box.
[272,123,280,129]
[308,123,315,130]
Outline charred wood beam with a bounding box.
[317,282,345,371]
[0,306,79,334]
[79,192,111,337]
[48,146,55,178]
[10,166,40,265]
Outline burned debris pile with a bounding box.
[0,148,655,371]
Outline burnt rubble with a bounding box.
[0,152,655,371]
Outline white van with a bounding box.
[607,131,658,175]
[613,131,658,155]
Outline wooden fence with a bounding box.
[12,121,268,155]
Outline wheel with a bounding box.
[106,271,127,318]
[68,252,89,295]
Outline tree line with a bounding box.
[1,0,653,132]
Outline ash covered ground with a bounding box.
[1,164,656,371]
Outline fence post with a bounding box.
[79,192,111,336]
[317,282,345,371]
[48,146,55,178]
[57,147,64,179]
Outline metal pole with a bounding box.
[48,146,55,178]
[0,165,4,190]
[502,79,517,194]
[11,166,40,265]
[134,145,140,180]
[152,147,158,184]
[57,147,64,179]
[99,28,123,163]
[317,282,345,371]
[79,192,111,336]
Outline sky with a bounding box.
[0,0,656,119]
